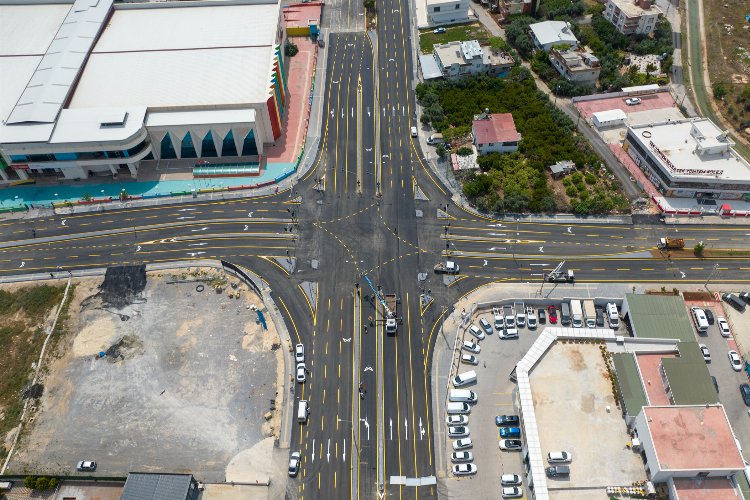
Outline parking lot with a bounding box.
[531,343,647,493]
[9,269,285,482]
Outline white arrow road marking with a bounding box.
[312,439,315,462]
[382,107,386,116]
[351,107,354,118]
[530,263,549,266]
[136,245,141,253]
[490,223,504,227]
[404,418,408,440]
[489,233,506,236]
[191,227,209,232]
[367,107,371,117]
[567,226,572,233]
[390,418,393,440]
[61,219,67,226]
[326,439,330,463]
[364,366,373,371]
[363,417,370,440]
[343,337,351,342]
[331,110,335,118]
[365,148,372,152]
[178,208,196,211]
[19,261,25,268]
[680,271,686,278]
[388,58,395,62]
[341,109,344,118]
[382,154,389,158]
[343,439,346,462]
[243,225,249,231]
[483,260,488,267]
[247,211,253,218]
[187,252,206,257]
[488,247,506,251]
[189,243,207,247]
[539,246,544,253]
[176,216,195,220]
[419,418,425,440]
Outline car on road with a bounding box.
[538,308,546,324]
[448,426,469,438]
[498,328,518,339]
[452,463,477,476]
[501,474,522,486]
[729,350,743,371]
[451,451,473,462]
[453,438,472,450]
[288,452,300,477]
[704,309,715,325]
[76,461,96,472]
[295,344,305,363]
[296,363,307,383]
[468,325,485,340]
[502,486,523,498]
[499,426,521,438]
[548,306,558,324]
[625,97,641,105]
[495,414,520,426]
[461,354,478,365]
[699,344,711,362]
[499,439,522,451]
[446,415,469,426]
[718,318,731,338]
[462,340,480,354]
[547,451,572,463]
[433,27,446,34]
[479,318,493,335]
[740,384,750,406]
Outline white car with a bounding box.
[625,97,641,105]
[468,325,485,340]
[451,451,473,462]
[718,318,731,338]
[462,340,480,354]
[446,415,469,426]
[499,328,518,339]
[502,486,523,498]
[699,344,711,362]
[448,426,469,438]
[461,354,478,365]
[295,343,305,363]
[76,460,96,472]
[296,363,307,383]
[501,474,522,486]
[547,451,572,463]
[288,451,300,477]
[452,438,472,450]
[452,463,477,476]
[729,350,743,371]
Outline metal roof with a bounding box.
[121,473,196,500]
[529,21,578,47]
[612,352,648,416]
[419,54,442,80]
[623,294,695,343]
[661,342,719,405]
[6,0,113,125]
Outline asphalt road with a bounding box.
[2,1,750,499]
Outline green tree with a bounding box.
[712,83,728,100]
[436,144,448,159]
[363,0,375,10]
[456,146,473,156]
[284,41,298,57]
[694,241,705,256]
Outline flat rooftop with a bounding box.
[609,0,662,17]
[628,119,750,182]
[69,2,280,110]
[624,294,695,343]
[635,353,675,406]
[643,405,744,471]
[672,477,738,500]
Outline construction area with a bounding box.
[6,266,285,484]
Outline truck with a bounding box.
[657,237,685,250]
[514,301,526,327]
[583,299,596,328]
[570,299,583,328]
[434,260,460,274]
[546,262,575,283]
[384,294,398,333]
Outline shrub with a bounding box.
[712,83,728,100]
[694,241,705,255]
[584,173,597,185]
[456,146,473,156]
[284,41,298,57]
[436,144,447,159]
[565,185,578,197]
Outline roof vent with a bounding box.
[101,112,129,128]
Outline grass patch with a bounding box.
[418,23,491,54]
[0,284,66,460]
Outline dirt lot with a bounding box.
[531,342,646,491]
[7,267,284,482]
[704,0,750,136]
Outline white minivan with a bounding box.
[453,370,477,387]
[606,303,620,328]
[447,402,471,414]
[691,307,709,333]
[297,400,309,423]
[449,389,478,404]
[410,126,418,137]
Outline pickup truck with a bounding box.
[434,260,460,274]
[657,237,684,250]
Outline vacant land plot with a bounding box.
[418,23,491,54]
[8,268,283,482]
[531,342,646,491]
[0,283,66,462]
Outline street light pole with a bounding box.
[705,263,719,291]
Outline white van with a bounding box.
[427,133,444,145]
[691,307,709,333]
[453,370,477,387]
[449,389,478,404]
[447,402,471,414]
[606,303,620,328]
[410,126,418,137]
[297,400,309,423]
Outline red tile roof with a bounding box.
[472,113,519,145]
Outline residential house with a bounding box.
[433,40,514,78]
[472,112,521,154]
[528,20,578,52]
[604,0,662,35]
[548,48,600,85]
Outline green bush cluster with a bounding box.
[24,476,59,490]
